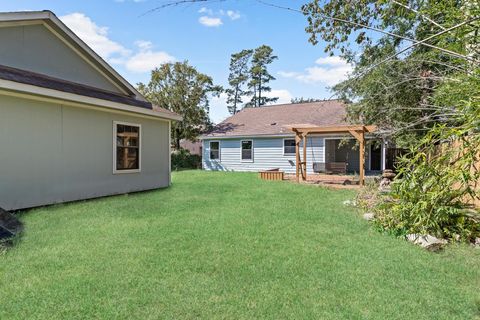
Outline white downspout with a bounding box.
[381,140,387,171]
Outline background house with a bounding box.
[201,101,388,174]
[0,11,181,210]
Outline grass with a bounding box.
[1,171,479,319]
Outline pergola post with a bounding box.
[359,132,365,186]
[295,133,301,183]
[303,134,307,181]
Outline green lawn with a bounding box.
[1,171,479,319]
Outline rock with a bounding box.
[363,212,375,221]
[378,178,392,193]
[406,234,448,252]
[382,172,396,180]
[474,238,480,248]
[379,178,391,187]
[343,200,357,207]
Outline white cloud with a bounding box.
[226,10,241,20]
[315,56,349,66]
[197,8,241,27]
[60,13,130,60]
[199,16,223,27]
[60,13,175,74]
[125,41,175,73]
[265,89,293,104]
[279,56,353,86]
[134,40,153,51]
[198,7,213,15]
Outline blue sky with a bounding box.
[0,0,352,123]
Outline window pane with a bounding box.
[242,150,252,160]
[241,140,253,160]
[210,142,220,160]
[210,141,219,150]
[117,147,139,170]
[210,150,220,160]
[284,139,296,155]
[242,141,252,150]
[116,124,140,171]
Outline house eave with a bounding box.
[199,133,296,140]
[0,78,183,121]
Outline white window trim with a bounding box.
[240,140,254,162]
[283,138,296,156]
[113,121,142,174]
[209,140,221,161]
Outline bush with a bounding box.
[171,148,202,171]
[372,100,480,242]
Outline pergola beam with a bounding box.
[292,125,377,186]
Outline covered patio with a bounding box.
[291,125,380,186]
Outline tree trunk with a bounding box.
[175,128,181,150]
[258,76,262,107]
[233,85,239,114]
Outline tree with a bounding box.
[302,0,480,241]
[226,49,253,115]
[301,0,479,146]
[247,45,279,108]
[138,61,222,149]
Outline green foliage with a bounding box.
[226,49,253,115]
[138,61,222,148]
[171,148,201,170]
[374,93,480,242]
[225,45,279,113]
[302,0,480,146]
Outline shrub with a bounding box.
[171,148,202,171]
[373,99,480,242]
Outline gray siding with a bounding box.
[202,137,325,174]
[0,24,122,93]
[0,95,170,210]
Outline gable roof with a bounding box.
[202,100,349,138]
[0,10,142,99]
[0,11,182,121]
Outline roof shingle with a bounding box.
[204,100,349,138]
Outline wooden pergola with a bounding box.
[291,125,377,186]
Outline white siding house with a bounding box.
[202,136,325,174]
[201,101,383,174]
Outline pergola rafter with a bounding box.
[291,125,377,186]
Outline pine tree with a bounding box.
[226,49,253,115]
[247,45,278,107]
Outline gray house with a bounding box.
[201,101,387,174]
[0,11,181,210]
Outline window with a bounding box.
[284,139,296,155]
[114,122,141,173]
[241,140,253,161]
[210,141,220,160]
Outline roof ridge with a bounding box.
[239,99,344,110]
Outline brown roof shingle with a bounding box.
[204,100,349,138]
[0,64,152,109]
